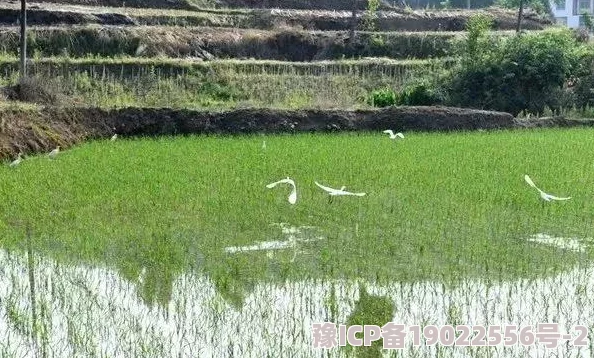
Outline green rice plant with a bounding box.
[0,128,592,310]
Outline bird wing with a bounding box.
[266,178,293,189]
[545,193,571,201]
[343,191,366,196]
[524,175,537,189]
[288,189,297,204]
[266,180,284,188]
[315,181,337,193]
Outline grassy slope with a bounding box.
[0,57,452,110]
[0,129,591,306]
[0,3,551,31]
[0,26,480,59]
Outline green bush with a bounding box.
[446,27,583,116]
[367,82,443,108]
[396,82,442,106]
[571,52,594,111]
[367,88,396,107]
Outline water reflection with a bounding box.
[527,233,593,253]
[1,248,593,357]
[224,223,325,262]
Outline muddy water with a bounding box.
[1,241,593,358]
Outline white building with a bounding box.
[551,0,592,28]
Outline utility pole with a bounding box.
[20,0,27,80]
[349,0,358,46]
[516,0,524,32]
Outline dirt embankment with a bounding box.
[9,0,391,10]
[0,3,550,31]
[0,8,136,26]
[268,8,550,31]
[0,26,474,60]
[3,0,196,10]
[210,0,394,10]
[2,105,592,161]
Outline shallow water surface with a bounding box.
[1,246,593,358]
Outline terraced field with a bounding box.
[1,1,593,358]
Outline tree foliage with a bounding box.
[446,20,586,116]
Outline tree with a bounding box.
[495,0,561,31]
[349,0,358,46]
[516,0,524,32]
[19,0,27,80]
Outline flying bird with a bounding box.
[111,134,118,141]
[9,153,22,167]
[524,175,571,202]
[266,177,297,204]
[48,146,60,159]
[315,181,366,203]
[383,130,404,140]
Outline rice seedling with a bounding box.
[0,128,592,281]
[0,128,592,356]
[1,246,594,357]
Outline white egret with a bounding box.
[315,181,366,203]
[266,177,297,204]
[262,140,266,150]
[524,175,571,202]
[111,134,118,141]
[9,153,22,167]
[383,130,404,140]
[48,146,60,159]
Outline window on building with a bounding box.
[556,1,565,10]
[578,0,590,11]
[556,16,568,24]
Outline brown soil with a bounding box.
[3,0,195,10]
[1,105,592,161]
[269,7,550,31]
[0,7,136,26]
[0,2,550,31]
[0,26,504,60]
[209,0,394,10]
[4,0,392,10]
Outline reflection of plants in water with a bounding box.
[3,246,594,357]
[345,282,395,358]
[325,281,339,324]
[115,224,190,309]
[136,231,184,308]
[210,259,255,311]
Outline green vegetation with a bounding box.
[367,88,397,107]
[1,129,593,307]
[362,0,381,32]
[0,58,450,109]
[444,26,593,116]
[495,0,557,17]
[358,21,594,117]
[0,27,520,60]
[0,0,593,355]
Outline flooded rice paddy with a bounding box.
[1,228,593,358]
[1,131,594,357]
